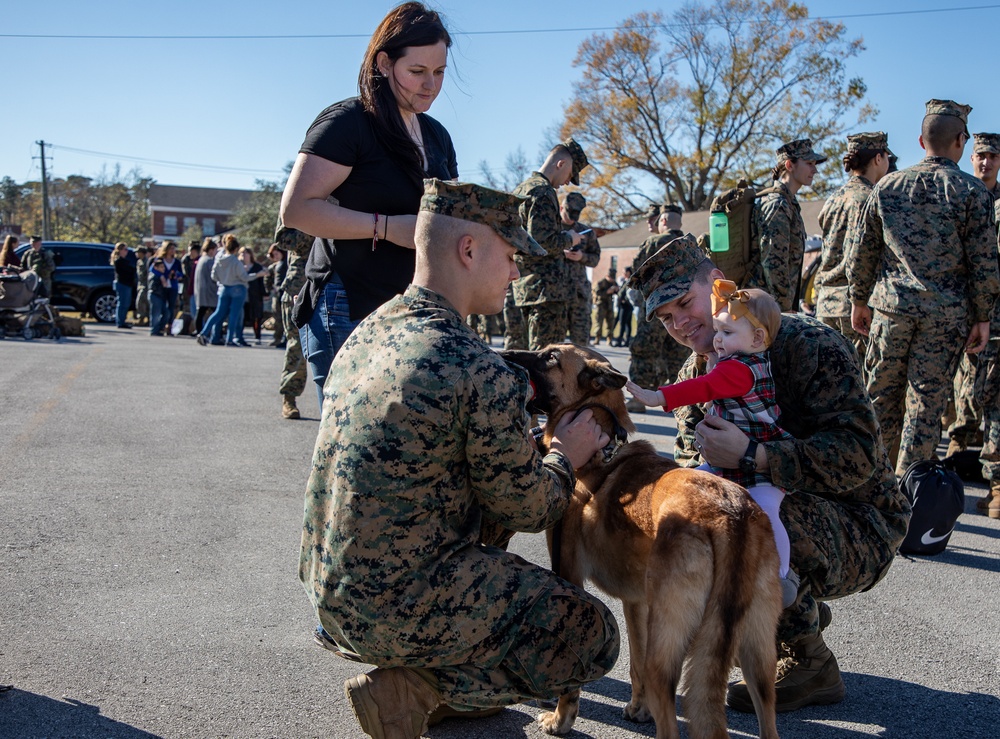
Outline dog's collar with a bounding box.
[578,403,629,463]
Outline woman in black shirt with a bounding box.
[279,2,457,407]
[111,242,136,329]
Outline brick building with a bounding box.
[148,184,253,242]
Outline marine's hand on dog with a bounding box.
[625,380,664,408]
[548,409,611,469]
[696,415,755,469]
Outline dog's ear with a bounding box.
[579,361,627,392]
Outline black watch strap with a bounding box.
[739,439,759,474]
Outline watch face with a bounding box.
[739,457,755,474]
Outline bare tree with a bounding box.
[563,0,875,222]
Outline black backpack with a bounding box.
[898,460,964,556]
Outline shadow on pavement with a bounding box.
[0,689,161,738]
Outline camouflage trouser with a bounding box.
[948,353,981,446]
[279,299,307,398]
[975,340,1000,479]
[567,288,592,346]
[503,289,527,350]
[865,310,967,476]
[593,304,614,343]
[778,480,899,644]
[523,302,567,351]
[272,295,285,344]
[421,577,619,708]
[135,286,149,322]
[628,317,689,388]
[819,315,866,379]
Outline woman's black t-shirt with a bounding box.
[298,97,458,321]
[114,256,137,289]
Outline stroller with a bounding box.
[0,269,61,340]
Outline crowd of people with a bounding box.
[9,3,998,737]
[271,4,995,739]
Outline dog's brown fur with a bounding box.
[503,344,781,739]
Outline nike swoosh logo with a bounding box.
[920,529,954,546]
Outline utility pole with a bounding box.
[36,140,52,240]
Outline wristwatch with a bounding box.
[738,439,759,475]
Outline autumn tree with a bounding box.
[563,0,875,222]
[477,146,531,192]
[38,166,153,243]
[228,163,293,246]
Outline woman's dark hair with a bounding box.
[359,2,451,186]
[843,149,883,174]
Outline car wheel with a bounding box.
[22,326,35,340]
[90,289,117,323]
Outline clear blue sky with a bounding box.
[4,0,1000,201]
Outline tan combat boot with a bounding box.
[727,631,845,713]
[281,395,300,420]
[977,480,1000,512]
[345,667,442,739]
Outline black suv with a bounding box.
[15,241,136,323]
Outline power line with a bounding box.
[3,4,999,40]
[48,144,285,177]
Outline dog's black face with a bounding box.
[501,344,629,418]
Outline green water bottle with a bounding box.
[709,211,729,252]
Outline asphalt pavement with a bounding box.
[1,325,998,738]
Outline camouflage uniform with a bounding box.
[674,321,909,643]
[134,254,150,324]
[20,245,55,298]
[512,139,589,351]
[629,230,690,389]
[817,173,876,361]
[848,101,1000,476]
[502,285,526,350]
[592,274,617,343]
[567,220,601,346]
[748,139,827,312]
[749,181,807,313]
[301,180,618,710]
[512,171,573,349]
[633,235,909,644]
[950,154,1000,449]
[274,227,313,400]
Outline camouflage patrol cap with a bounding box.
[847,131,893,157]
[562,138,589,185]
[420,179,545,257]
[645,203,661,220]
[662,203,683,215]
[925,99,972,137]
[564,191,586,217]
[627,233,709,321]
[973,133,1000,155]
[777,139,827,164]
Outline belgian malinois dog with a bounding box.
[502,344,780,739]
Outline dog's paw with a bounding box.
[537,709,575,735]
[622,701,653,723]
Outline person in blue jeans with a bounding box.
[196,234,265,347]
[111,242,136,329]
[148,241,184,336]
[279,1,460,408]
